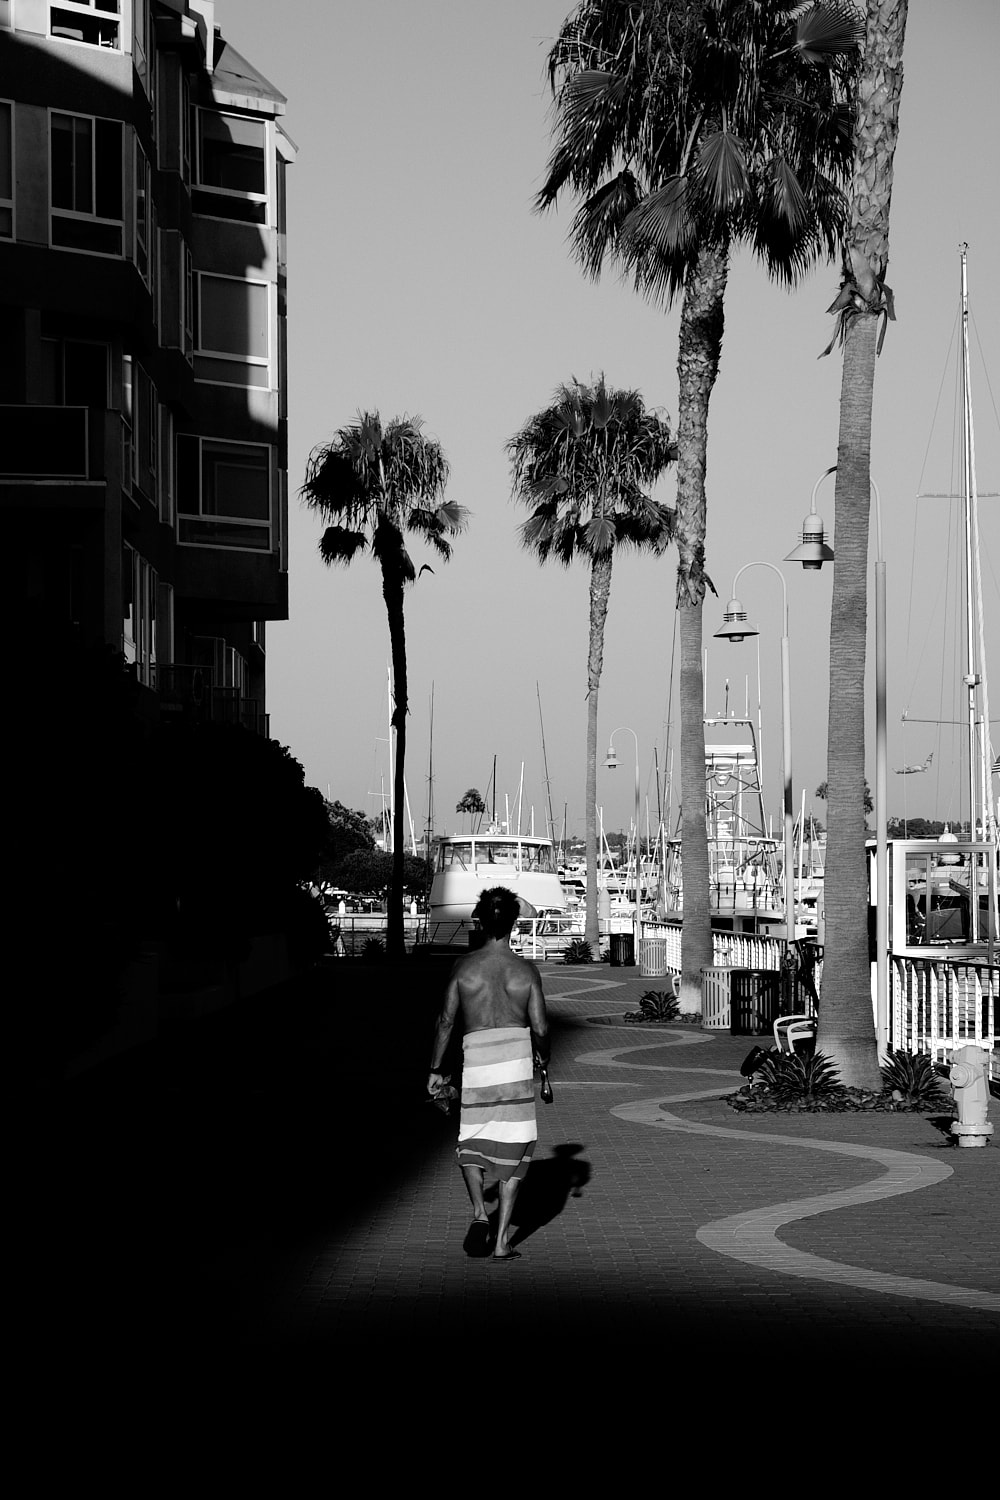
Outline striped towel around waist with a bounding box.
[457,1025,537,1182]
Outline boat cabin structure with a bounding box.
[427,831,567,943]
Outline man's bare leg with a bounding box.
[461,1165,490,1224]
[493,1177,521,1259]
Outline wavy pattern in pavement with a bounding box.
[587,1038,1000,1314]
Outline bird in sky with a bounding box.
[895,752,933,775]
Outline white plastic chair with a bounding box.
[773,1014,817,1055]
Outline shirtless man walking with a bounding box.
[427,886,550,1262]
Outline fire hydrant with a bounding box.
[949,1044,994,1148]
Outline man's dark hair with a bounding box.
[472,885,521,938]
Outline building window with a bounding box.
[183,245,193,359]
[194,110,267,223]
[123,360,156,501]
[40,337,110,406]
[122,353,133,486]
[122,542,157,686]
[132,0,150,95]
[50,1,121,50]
[180,74,191,184]
[195,274,270,387]
[1,101,13,239]
[176,436,272,551]
[158,405,174,525]
[50,112,123,256]
[134,137,150,283]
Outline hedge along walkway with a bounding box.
[585,1032,1000,1315]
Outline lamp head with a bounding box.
[604,745,619,770]
[714,598,758,644]
[785,511,834,571]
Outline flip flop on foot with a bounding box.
[491,1249,521,1262]
[463,1220,492,1257]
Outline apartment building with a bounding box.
[0,0,292,733]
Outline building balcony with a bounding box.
[0,404,91,481]
[155,663,269,736]
[0,405,128,506]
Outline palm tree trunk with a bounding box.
[383,567,408,960]
[674,241,729,1013]
[818,0,907,1089]
[585,552,613,950]
[818,312,881,1083]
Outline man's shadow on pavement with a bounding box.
[495,1144,591,1249]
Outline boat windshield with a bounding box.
[435,839,556,873]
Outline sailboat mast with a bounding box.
[425,684,434,857]
[961,245,978,839]
[960,244,994,849]
[537,682,557,846]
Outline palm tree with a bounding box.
[456,788,486,831]
[301,412,467,958]
[508,375,676,949]
[818,0,908,1088]
[538,1,861,1010]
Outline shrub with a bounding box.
[624,989,680,1024]
[880,1049,951,1106]
[563,938,594,965]
[361,936,386,962]
[754,1049,846,1105]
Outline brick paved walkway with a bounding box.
[108,958,996,1401]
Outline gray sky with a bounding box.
[228,0,999,841]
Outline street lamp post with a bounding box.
[714,563,796,946]
[787,467,888,1062]
[604,727,642,958]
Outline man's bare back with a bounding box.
[449,944,548,1035]
[429,931,549,1077]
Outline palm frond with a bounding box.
[434,500,469,533]
[584,514,616,555]
[560,67,631,134]
[694,130,750,213]
[538,68,633,209]
[620,176,697,260]
[568,170,643,277]
[406,501,469,539]
[319,525,367,567]
[422,533,453,564]
[301,447,365,519]
[766,155,809,231]
[793,2,865,63]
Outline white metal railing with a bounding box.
[888,957,997,1078]
[696,946,996,1073]
[654,920,787,975]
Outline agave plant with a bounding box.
[637,989,681,1023]
[361,936,386,962]
[880,1049,951,1107]
[756,1049,845,1104]
[563,937,595,965]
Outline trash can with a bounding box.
[639,936,668,978]
[729,969,782,1035]
[609,932,635,967]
